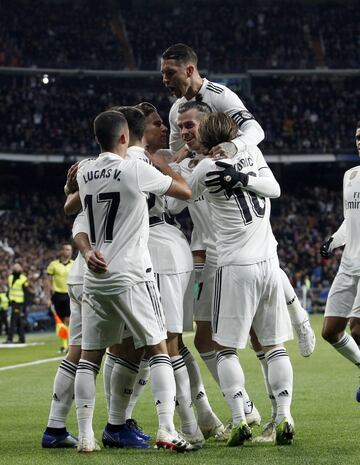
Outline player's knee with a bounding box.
[350,327,360,345]
[321,327,339,344]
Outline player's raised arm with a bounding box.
[146,152,192,200]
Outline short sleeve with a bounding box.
[46,261,55,276]
[137,161,173,196]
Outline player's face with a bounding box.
[161,59,190,98]
[356,128,360,155]
[177,109,202,151]
[144,112,168,152]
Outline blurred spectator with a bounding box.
[0,74,358,155]
[0,0,358,71]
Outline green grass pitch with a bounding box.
[0,314,358,465]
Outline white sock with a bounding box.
[280,268,308,326]
[171,355,198,434]
[179,346,214,424]
[126,359,150,419]
[75,359,100,439]
[47,359,77,428]
[149,354,176,433]
[332,333,360,367]
[200,350,220,385]
[103,352,117,412]
[265,348,293,424]
[256,351,276,421]
[216,349,245,425]
[109,358,139,425]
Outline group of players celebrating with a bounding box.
[40,43,360,454]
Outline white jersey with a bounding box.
[189,152,278,266]
[67,212,86,286]
[337,166,360,275]
[169,78,264,154]
[126,146,193,274]
[77,152,172,294]
[175,156,218,267]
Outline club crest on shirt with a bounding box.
[188,159,200,169]
[350,171,358,180]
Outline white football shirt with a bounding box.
[77,152,172,293]
[169,78,264,153]
[189,152,279,266]
[175,156,218,267]
[126,146,193,274]
[67,211,86,286]
[337,166,360,275]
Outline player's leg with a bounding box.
[102,338,150,448]
[252,261,294,445]
[118,281,194,452]
[212,265,257,447]
[179,334,225,439]
[195,262,260,431]
[279,268,315,357]
[349,317,360,346]
[156,271,204,448]
[322,273,360,366]
[42,282,83,448]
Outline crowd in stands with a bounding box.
[0,183,345,309]
[0,0,359,71]
[0,74,358,155]
[0,191,73,305]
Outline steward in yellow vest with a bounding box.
[6,263,28,343]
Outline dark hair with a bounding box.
[178,100,212,115]
[135,102,157,118]
[162,43,198,66]
[357,121,360,129]
[111,106,145,141]
[199,113,238,150]
[94,111,128,152]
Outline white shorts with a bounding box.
[68,284,83,346]
[212,258,293,349]
[194,262,216,322]
[325,273,360,318]
[81,281,167,350]
[155,271,191,333]
[183,270,195,332]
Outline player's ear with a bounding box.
[186,65,195,77]
[119,133,128,145]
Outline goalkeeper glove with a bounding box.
[320,237,334,258]
[205,161,248,194]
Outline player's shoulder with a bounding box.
[344,165,360,177]
[204,79,226,96]
[170,97,186,116]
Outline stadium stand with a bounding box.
[1,0,358,70]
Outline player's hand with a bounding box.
[65,162,79,194]
[205,161,248,194]
[84,249,108,274]
[320,237,334,258]
[173,146,191,163]
[148,150,168,167]
[209,142,237,159]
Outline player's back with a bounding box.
[77,153,154,293]
[191,153,278,267]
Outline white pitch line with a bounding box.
[0,332,196,373]
[0,356,62,372]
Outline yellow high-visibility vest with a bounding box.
[0,292,9,310]
[8,274,28,303]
